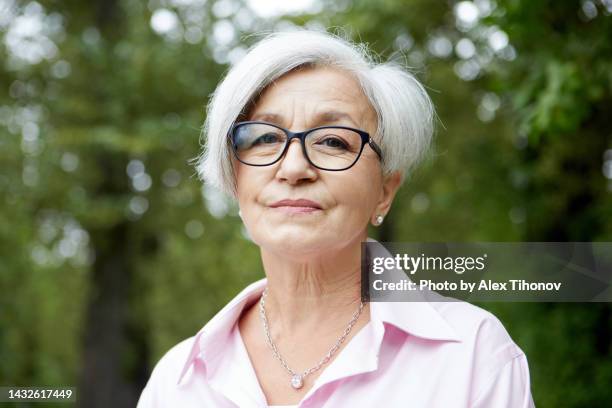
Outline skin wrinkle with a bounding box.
[250,110,361,130]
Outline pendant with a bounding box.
[290,374,303,389]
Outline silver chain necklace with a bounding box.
[258,287,365,390]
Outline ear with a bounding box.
[373,171,403,220]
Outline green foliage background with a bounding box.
[0,0,610,407]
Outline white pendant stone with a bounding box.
[290,374,303,389]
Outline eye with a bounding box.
[317,136,349,150]
[252,132,282,146]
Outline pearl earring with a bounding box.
[238,210,242,218]
[374,214,384,226]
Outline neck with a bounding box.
[259,233,368,339]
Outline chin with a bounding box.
[257,229,337,257]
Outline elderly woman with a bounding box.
[138,29,534,408]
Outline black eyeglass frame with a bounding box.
[228,120,383,171]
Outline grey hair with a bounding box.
[195,28,435,198]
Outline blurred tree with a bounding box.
[1,0,258,406]
[482,2,612,406]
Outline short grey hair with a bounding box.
[195,28,435,198]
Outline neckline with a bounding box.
[234,309,376,408]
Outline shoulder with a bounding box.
[139,336,196,398]
[431,300,526,372]
[429,301,533,405]
[151,337,196,378]
[145,279,266,382]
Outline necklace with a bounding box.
[258,287,365,390]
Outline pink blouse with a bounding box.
[137,278,535,407]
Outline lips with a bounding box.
[268,199,323,216]
[269,199,323,209]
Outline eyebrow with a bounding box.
[250,110,359,128]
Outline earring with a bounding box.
[238,209,242,218]
[374,214,384,226]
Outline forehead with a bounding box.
[247,66,377,128]
[262,66,363,99]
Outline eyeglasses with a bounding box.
[228,121,383,171]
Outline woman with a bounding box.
[138,29,535,407]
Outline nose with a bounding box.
[275,138,317,184]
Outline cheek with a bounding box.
[235,169,259,213]
[235,166,260,198]
[329,172,380,217]
[235,167,275,222]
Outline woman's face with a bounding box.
[233,66,401,259]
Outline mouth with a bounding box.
[269,199,323,214]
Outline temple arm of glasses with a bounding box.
[368,137,383,161]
